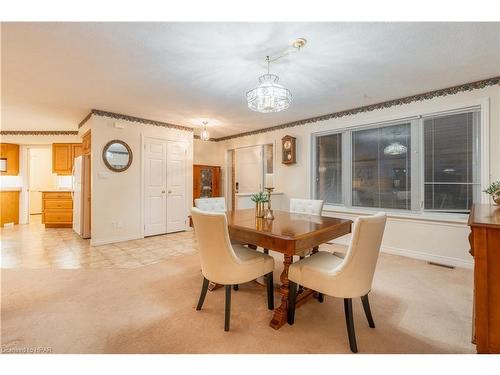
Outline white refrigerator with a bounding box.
[72,155,91,238]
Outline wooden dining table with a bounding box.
[227,209,352,330]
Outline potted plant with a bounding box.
[251,191,269,218]
[484,180,500,205]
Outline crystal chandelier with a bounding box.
[247,56,292,113]
[200,121,210,141]
[246,39,306,113]
[383,142,407,155]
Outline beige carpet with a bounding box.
[1,249,475,354]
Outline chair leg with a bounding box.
[233,284,239,291]
[361,294,375,328]
[318,293,324,303]
[266,271,274,310]
[287,281,298,325]
[297,256,305,293]
[196,277,210,311]
[344,298,358,353]
[224,285,231,331]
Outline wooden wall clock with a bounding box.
[281,135,296,165]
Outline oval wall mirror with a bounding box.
[102,140,133,172]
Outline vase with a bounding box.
[492,189,500,205]
[255,202,265,218]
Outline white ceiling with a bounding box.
[2,22,499,138]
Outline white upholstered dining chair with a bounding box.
[287,212,387,353]
[191,207,275,331]
[289,198,325,258]
[289,198,324,215]
[194,197,226,212]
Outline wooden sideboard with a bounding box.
[468,204,500,354]
[42,191,73,228]
[193,164,221,203]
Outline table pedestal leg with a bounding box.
[270,254,293,330]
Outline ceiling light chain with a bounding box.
[200,121,210,141]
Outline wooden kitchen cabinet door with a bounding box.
[0,143,20,176]
[72,143,83,159]
[52,143,73,175]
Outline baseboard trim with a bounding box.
[90,234,142,247]
[332,238,473,269]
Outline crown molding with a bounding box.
[214,76,500,142]
[193,134,217,142]
[78,109,194,132]
[0,130,79,136]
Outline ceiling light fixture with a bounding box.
[246,38,306,114]
[200,121,210,141]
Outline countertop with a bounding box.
[38,189,73,193]
[0,187,22,192]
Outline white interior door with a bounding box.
[234,145,263,193]
[144,138,168,236]
[166,141,187,233]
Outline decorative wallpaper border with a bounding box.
[35,75,500,142]
[79,109,194,132]
[214,76,500,142]
[0,130,79,136]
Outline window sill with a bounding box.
[323,205,469,225]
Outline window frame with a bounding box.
[419,109,482,213]
[311,105,485,217]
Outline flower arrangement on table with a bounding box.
[484,180,500,205]
[251,192,269,218]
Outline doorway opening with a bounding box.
[227,143,274,211]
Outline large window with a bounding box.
[423,112,480,212]
[315,133,342,204]
[313,108,481,214]
[352,123,411,210]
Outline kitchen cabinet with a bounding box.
[42,191,73,228]
[0,143,20,176]
[72,143,83,159]
[52,143,82,175]
[0,190,20,226]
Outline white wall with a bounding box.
[88,116,194,246]
[210,85,500,268]
[28,146,57,214]
[193,139,223,166]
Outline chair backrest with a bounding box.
[335,212,387,297]
[194,197,226,212]
[289,198,324,215]
[190,207,239,283]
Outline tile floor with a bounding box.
[0,215,198,269]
